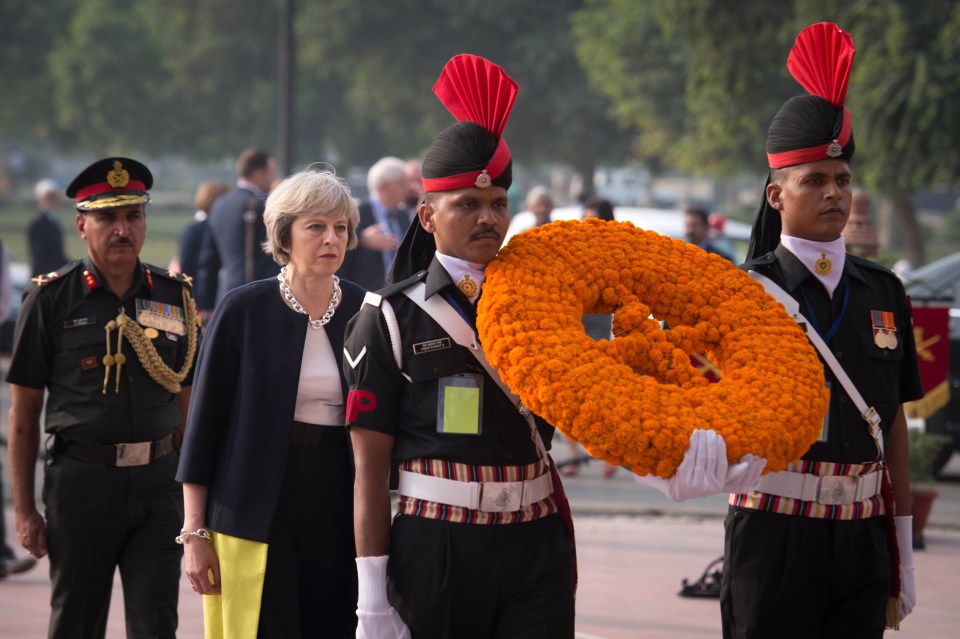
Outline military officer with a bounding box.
[6,157,199,639]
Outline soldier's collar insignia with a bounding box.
[815,252,832,275]
[82,269,99,291]
[143,266,154,290]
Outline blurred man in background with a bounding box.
[195,147,278,314]
[337,156,411,290]
[28,179,69,277]
[684,205,733,261]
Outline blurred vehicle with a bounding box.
[903,251,960,475]
[0,261,30,355]
[505,206,752,263]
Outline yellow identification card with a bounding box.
[437,374,483,435]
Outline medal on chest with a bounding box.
[135,298,186,336]
[871,309,898,349]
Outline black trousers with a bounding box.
[388,513,575,639]
[720,506,891,639]
[256,432,357,639]
[44,453,183,639]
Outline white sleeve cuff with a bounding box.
[357,555,392,613]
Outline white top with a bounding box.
[293,326,344,425]
[780,234,846,298]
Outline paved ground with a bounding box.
[3,451,960,638]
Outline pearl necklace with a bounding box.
[277,266,341,329]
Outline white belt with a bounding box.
[756,470,883,506]
[397,469,554,513]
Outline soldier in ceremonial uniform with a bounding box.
[6,157,199,639]
[345,55,575,639]
[721,24,924,639]
[346,54,763,639]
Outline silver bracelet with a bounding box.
[175,527,211,544]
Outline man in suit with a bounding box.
[28,179,69,277]
[195,148,278,314]
[336,156,411,291]
[684,205,734,262]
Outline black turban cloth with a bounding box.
[421,121,513,190]
[389,121,513,282]
[746,95,857,261]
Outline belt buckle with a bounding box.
[115,442,151,467]
[479,481,523,512]
[817,476,856,505]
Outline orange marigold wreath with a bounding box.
[477,219,829,477]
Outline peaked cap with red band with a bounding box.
[747,23,857,260]
[421,54,519,193]
[67,157,153,212]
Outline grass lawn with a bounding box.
[0,202,194,269]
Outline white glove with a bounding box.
[895,516,916,622]
[634,430,765,501]
[356,555,411,639]
[721,453,767,494]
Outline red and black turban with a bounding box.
[747,23,856,260]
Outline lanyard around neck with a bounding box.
[800,280,849,343]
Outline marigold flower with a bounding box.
[478,219,829,477]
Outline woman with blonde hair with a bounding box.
[177,166,364,638]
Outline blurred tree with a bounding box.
[574,0,960,264]
[818,0,960,266]
[48,0,174,154]
[144,0,280,159]
[297,0,628,190]
[0,0,74,140]
[572,0,794,175]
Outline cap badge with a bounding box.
[106,160,130,188]
[815,253,832,275]
[826,140,843,158]
[475,170,492,189]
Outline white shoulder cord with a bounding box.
[748,270,884,458]
[401,282,549,463]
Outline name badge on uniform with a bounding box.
[437,373,483,435]
[871,310,898,349]
[64,316,97,329]
[414,337,451,355]
[136,298,186,336]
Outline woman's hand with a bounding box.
[184,535,221,595]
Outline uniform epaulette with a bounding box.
[146,263,194,288]
[847,254,897,278]
[26,260,83,291]
[739,252,777,273]
[373,270,429,301]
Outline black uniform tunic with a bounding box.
[344,256,553,465]
[6,257,197,639]
[720,247,924,639]
[344,256,574,639]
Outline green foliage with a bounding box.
[48,0,172,153]
[907,429,951,484]
[572,0,796,174]
[572,0,960,193]
[1,0,955,203]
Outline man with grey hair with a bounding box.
[28,178,68,277]
[526,185,554,226]
[337,156,412,290]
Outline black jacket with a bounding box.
[176,276,365,541]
